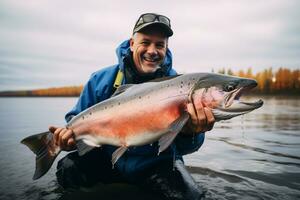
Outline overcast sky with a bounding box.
[0,0,299,91]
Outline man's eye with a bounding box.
[156,44,164,49]
[156,43,165,48]
[141,41,149,45]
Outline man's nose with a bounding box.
[147,44,158,55]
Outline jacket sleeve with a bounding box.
[65,74,99,122]
[175,133,205,155]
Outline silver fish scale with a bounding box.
[67,74,200,128]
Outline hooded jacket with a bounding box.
[65,40,205,181]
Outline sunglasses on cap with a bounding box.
[134,13,171,28]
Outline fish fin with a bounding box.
[21,131,60,180]
[158,112,190,154]
[111,146,128,166]
[148,74,182,82]
[111,84,135,97]
[76,139,100,156]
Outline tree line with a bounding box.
[0,86,83,97]
[216,67,300,95]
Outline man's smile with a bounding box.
[142,54,161,63]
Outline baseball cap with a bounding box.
[133,13,173,37]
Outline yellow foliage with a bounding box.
[217,67,300,94]
[31,86,83,96]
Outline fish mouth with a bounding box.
[215,84,263,119]
[212,84,263,121]
[221,98,264,112]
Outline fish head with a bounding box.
[191,73,263,121]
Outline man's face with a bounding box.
[130,31,168,74]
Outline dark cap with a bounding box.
[133,13,173,37]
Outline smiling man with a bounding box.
[130,30,167,74]
[50,13,214,200]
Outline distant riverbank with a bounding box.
[0,86,83,97]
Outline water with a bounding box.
[0,96,299,199]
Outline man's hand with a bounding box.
[49,126,76,151]
[182,101,215,136]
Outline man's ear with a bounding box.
[129,38,134,51]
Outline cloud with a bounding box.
[0,0,299,91]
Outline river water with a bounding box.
[0,96,299,200]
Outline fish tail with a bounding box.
[21,131,60,180]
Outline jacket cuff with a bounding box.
[175,133,205,155]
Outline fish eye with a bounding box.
[224,84,235,92]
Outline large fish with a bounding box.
[21,73,263,180]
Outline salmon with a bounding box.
[21,73,263,180]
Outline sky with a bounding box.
[0,0,299,91]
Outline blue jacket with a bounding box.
[65,39,205,181]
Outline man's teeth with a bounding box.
[144,57,155,62]
[143,56,159,62]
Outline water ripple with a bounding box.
[187,166,253,185]
[213,137,300,160]
[225,169,300,190]
[252,158,300,167]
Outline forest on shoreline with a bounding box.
[215,67,299,95]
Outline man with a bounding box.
[49,13,215,200]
